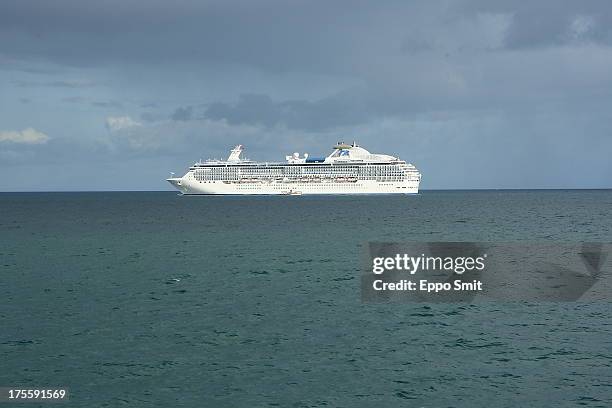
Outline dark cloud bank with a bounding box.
[1,0,611,190]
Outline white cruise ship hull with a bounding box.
[168,142,421,195]
[168,178,419,195]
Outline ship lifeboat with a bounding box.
[281,189,303,196]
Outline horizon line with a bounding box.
[1,188,611,193]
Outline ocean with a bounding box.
[1,190,611,407]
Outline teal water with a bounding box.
[1,190,612,407]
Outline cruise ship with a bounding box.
[167,142,421,195]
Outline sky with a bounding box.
[1,0,611,191]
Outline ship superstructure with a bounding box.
[167,142,421,195]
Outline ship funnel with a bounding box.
[227,145,243,162]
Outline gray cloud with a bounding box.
[1,0,612,190]
[3,1,611,71]
[461,0,612,49]
[171,106,194,121]
[140,112,163,123]
[0,1,513,73]
[12,79,96,88]
[61,97,123,108]
[203,92,370,131]
[62,96,87,103]
[92,100,123,109]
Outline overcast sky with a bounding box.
[1,0,611,190]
